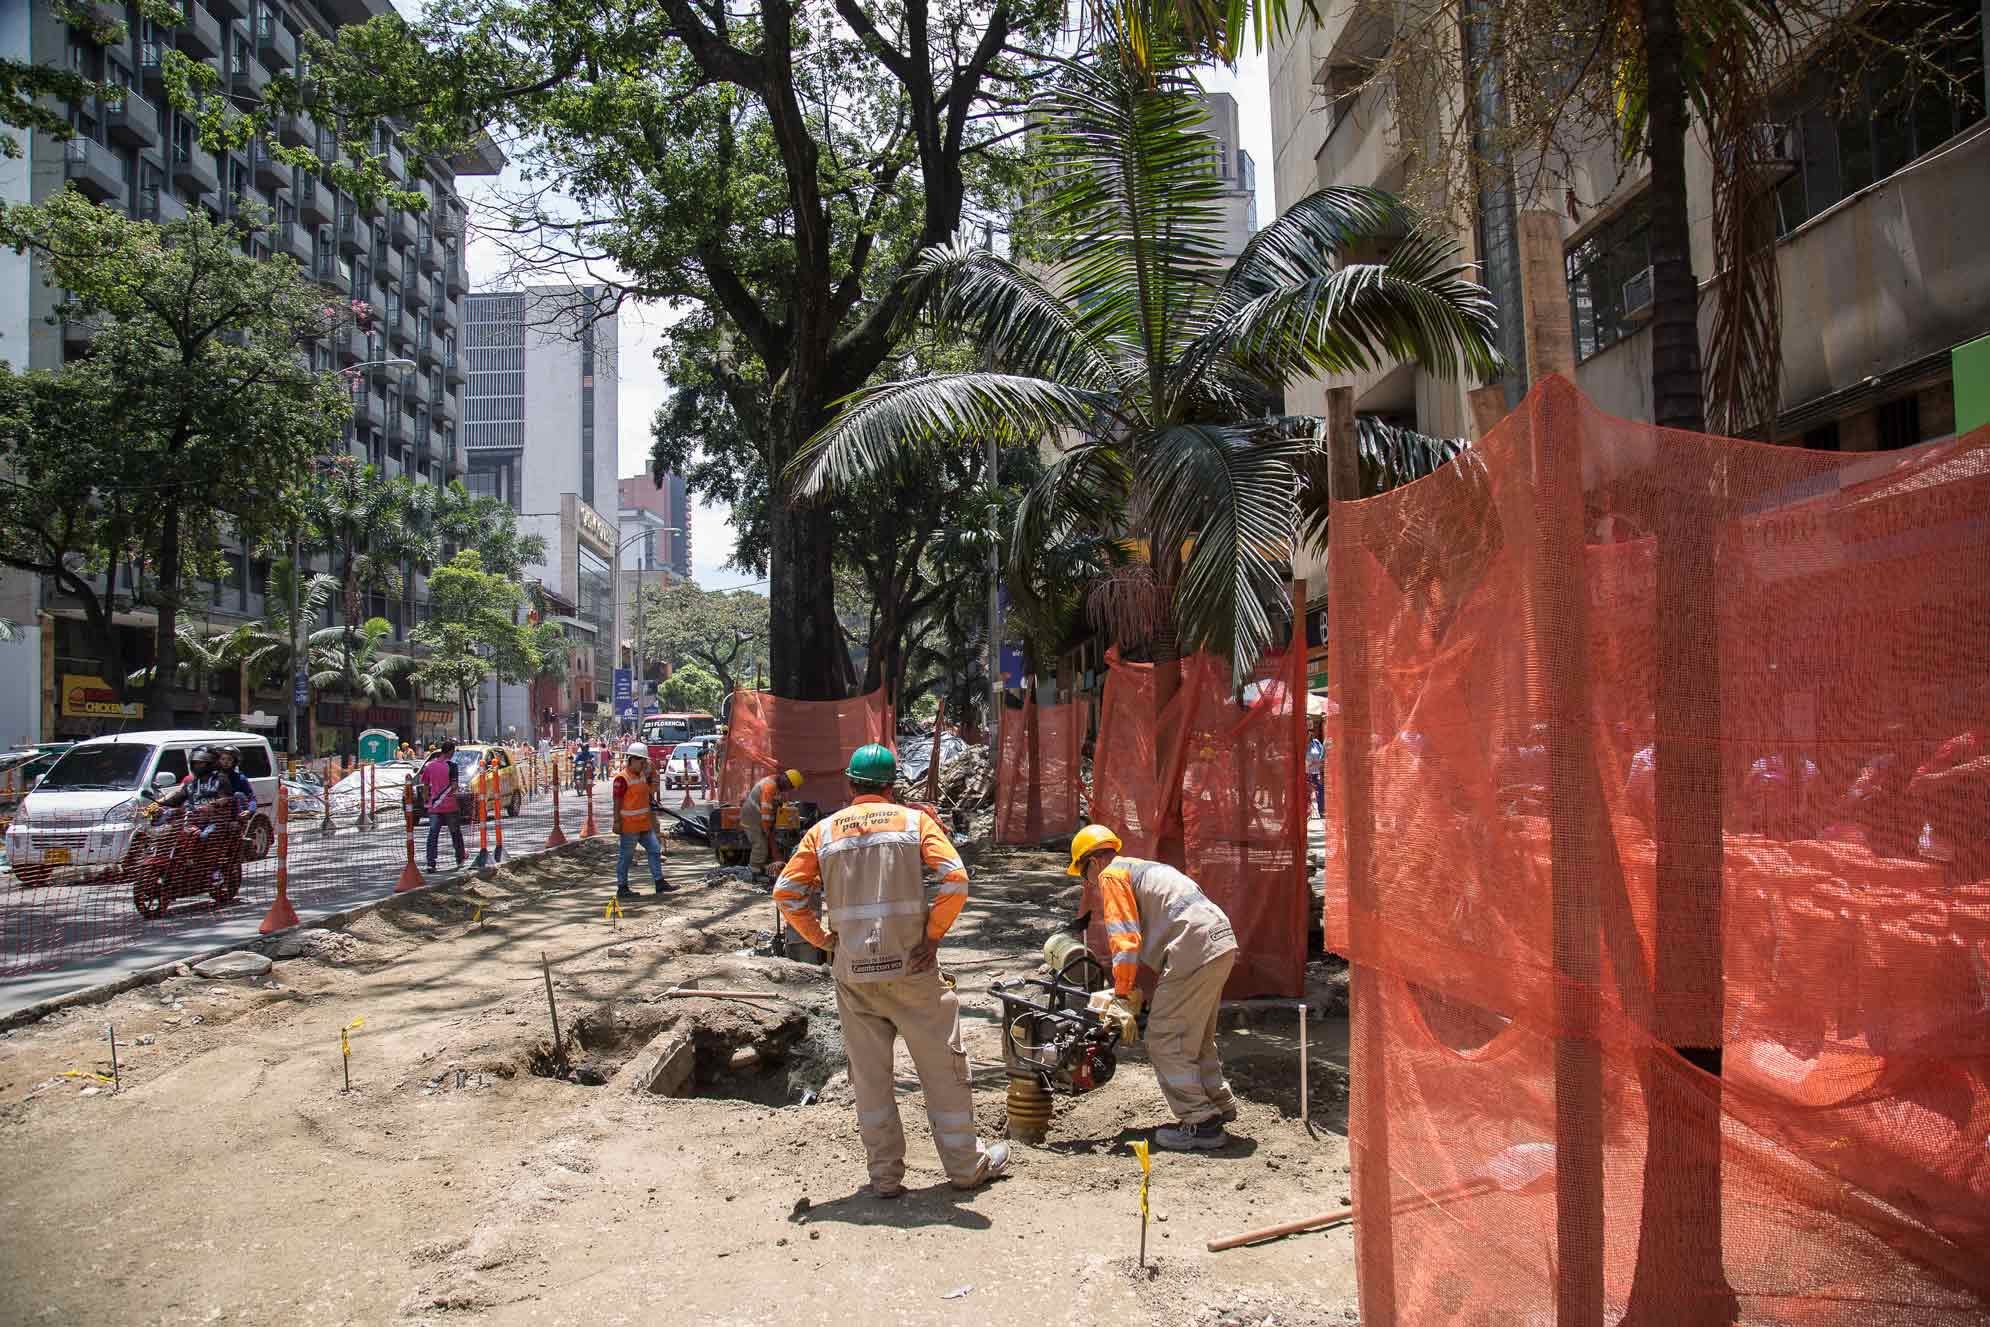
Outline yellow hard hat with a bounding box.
[783,768,804,789]
[1066,824,1123,876]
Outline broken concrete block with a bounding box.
[615,1030,695,1098]
[193,951,273,979]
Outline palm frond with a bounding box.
[904,243,1121,390]
[1185,232,1503,389]
[1293,416,1472,552]
[793,373,1120,496]
[1008,436,1135,588]
[1142,422,1312,680]
[1216,186,1417,298]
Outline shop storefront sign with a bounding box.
[61,675,143,719]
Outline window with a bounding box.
[155,748,190,784]
[1772,0,1984,234]
[235,745,272,779]
[1565,198,1652,362]
[1875,394,1921,451]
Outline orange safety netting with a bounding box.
[1087,645,1310,999]
[994,699,1084,845]
[717,688,894,811]
[1323,374,1990,1324]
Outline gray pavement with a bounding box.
[0,776,719,1019]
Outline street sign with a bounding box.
[293,669,309,706]
[612,668,636,717]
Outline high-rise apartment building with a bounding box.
[463,286,620,738]
[1,0,498,749]
[618,472,691,580]
[1197,92,1259,263]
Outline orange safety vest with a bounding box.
[618,775,657,833]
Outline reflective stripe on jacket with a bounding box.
[1094,856,1237,996]
[773,794,969,985]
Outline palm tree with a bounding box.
[126,621,249,721]
[307,617,416,719]
[300,459,436,752]
[796,14,1499,682]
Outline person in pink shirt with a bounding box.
[420,739,466,872]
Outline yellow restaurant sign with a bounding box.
[61,674,144,719]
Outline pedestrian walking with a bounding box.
[1305,725,1325,817]
[1066,824,1240,1151]
[420,740,466,872]
[613,741,672,899]
[773,743,1010,1197]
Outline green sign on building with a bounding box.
[1956,334,1990,436]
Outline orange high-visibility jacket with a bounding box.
[774,794,968,984]
[613,773,657,834]
[743,774,784,826]
[1093,856,1237,996]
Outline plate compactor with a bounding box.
[989,918,1142,1142]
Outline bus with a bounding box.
[640,711,718,769]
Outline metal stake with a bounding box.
[541,952,566,1073]
[107,1024,119,1093]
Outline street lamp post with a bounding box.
[617,526,679,727]
[289,358,417,762]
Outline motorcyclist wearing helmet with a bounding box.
[145,746,237,817]
[212,745,259,818]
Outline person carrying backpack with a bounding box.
[420,740,466,873]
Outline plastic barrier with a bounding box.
[1322,375,1990,1322]
[717,687,894,811]
[994,699,1083,845]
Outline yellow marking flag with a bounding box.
[1133,1138,1151,1218]
[605,897,623,924]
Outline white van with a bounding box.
[4,730,279,887]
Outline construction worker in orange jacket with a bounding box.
[742,767,804,877]
[774,743,1011,1197]
[1067,824,1239,1151]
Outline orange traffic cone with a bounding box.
[546,768,568,849]
[583,778,599,838]
[395,783,425,892]
[258,782,300,933]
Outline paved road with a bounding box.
[0,777,720,1018]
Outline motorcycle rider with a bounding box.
[212,745,259,818]
[576,738,597,791]
[141,745,251,880]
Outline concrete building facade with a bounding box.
[463,286,620,738]
[4,0,495,750]
[1197,92,1261,262]
[1269,0,1990,594]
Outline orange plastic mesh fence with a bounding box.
[994,699,1084,845]
[1086,645,1310,999]
[1323,375,1990,1323]
[717,688,894,811]
[1090,650,1159,858]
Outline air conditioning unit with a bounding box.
[1622,266,1655,323]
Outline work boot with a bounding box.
[1154,1118,1229,1152]
[653,879,676,895]
[1219,1106,1238,1124]
[616,885,639,900]
[866,1180,906,1200]
[950,1141,1012,1191]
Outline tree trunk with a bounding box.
[767,376,850,700]
[1643,0,1705,435]
[1624,0,1731,1319]
[147,506,183,724]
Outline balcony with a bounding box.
[391,206,417,248]
[407,273,431,311]
[335,207,361,254]
[278,218,312,267]
[229,53,268,101]
[444,256,464,299]
[208,0,251,19]
[255,8,295,70]
[417,234,440,275]
[62,308,107,352]
[295,170,332,225]
[430,388,455,428]
[103,87,160,149]
[352,389,383,431]
[432,296,457,332]
[250,136,287,191]
[138,38,169,89]
[332,325,358,364]
[443,349,464,386]
[384,141,406,181]
[369,228,390,271]
[415,325,437,367]
[64,137,128,203]
[384,409,407,452]
[170,131,217,196]
[313,125,337,166]
[388,307,414,351]
[1313,79,1402,200]
[174,3,222,57]
[134,182,188,226]
[277,108,315,149]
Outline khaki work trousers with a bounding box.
[1146,950,1238,1125]
[744,812,772,873]
[835,971,992,1189]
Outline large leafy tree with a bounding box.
[634,581,770,703]
[305,0,1063,700]
[0,195,354,716]
[658,661,725,716]
[798,18,1499,680]
[412,551,535,738]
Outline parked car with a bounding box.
[0,743,76,804]
[661,744,704,790]
[4,730,279,886]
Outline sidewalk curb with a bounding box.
[0,834,598,1033]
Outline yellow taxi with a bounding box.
[453,744,527,819]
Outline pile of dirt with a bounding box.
[906,744,995,812]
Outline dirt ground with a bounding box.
[0,835,1358,1326]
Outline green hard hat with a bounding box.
[845,743,898,786]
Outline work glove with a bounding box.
[1104,992,1143,1045]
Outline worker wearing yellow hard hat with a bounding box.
[742,766,806,879]
[1067,824,1240,1151]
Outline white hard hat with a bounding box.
[625,741,649,760]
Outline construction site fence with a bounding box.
[1087,643,1311,1001]
[1322,374,1990,1323]
[717,687,893,811]
[0,747,601,981]
[993,699,1084,845]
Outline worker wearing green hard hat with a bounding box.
[845,742,898,787]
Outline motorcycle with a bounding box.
[573,758,596,796]
[128,795,250,920]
